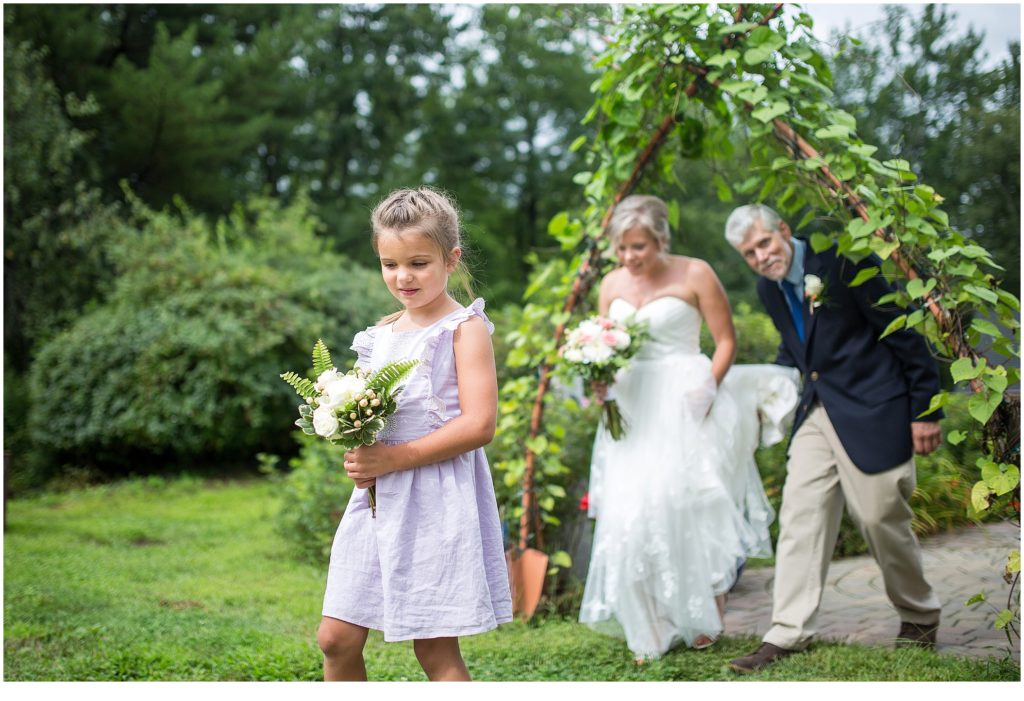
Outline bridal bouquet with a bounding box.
[281,339,419,516]
[558,315,647,440]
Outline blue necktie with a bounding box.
[781,280,805,343]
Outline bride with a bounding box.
[579,194,799,661]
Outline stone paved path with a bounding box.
[724,520,1021,660]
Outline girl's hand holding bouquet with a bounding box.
[559,315,647,439]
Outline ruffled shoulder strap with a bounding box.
[350,324,382,369]
[438,297,494,336]
[410,298,490,428]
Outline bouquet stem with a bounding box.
[368,486,377,518]
[602,400,627,440]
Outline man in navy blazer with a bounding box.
[724,204,944,673]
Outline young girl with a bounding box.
[316,187,512,681]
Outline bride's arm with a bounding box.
[691,260,737,386]
[597,271,615,316]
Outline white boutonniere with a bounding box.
[804,274,826,314]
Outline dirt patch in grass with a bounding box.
[159,599,205,611]
[129,535,165,547]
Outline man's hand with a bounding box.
[911,421,942,456]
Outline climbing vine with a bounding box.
[493,3,1020,621]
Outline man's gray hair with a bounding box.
[724,204,784,247]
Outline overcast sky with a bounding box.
[802,2,1021,66]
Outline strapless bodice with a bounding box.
[609,296,702,359]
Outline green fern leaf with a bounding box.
[368,359,421,396]
[312,339,334,377]
[280,371,318,399]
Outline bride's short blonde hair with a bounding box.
[606,195,671,251]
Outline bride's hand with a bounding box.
[685,375,718,418]
[590,380,609,405]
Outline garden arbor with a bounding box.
[493,4,1020,615]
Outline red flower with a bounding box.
[579,491,590,511]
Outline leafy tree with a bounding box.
[3,18,120,368]
[3,4,607,306]
[414,4,604,301]
[829,4,1020,294]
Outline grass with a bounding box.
[3,475,1019,681]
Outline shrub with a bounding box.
[702,301,783,365]
[260,435,355,565]
[26,194,394,479]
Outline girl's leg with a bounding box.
[317,616,370,681]
[413,637,470,681]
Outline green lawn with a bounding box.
[3,476,1019,681]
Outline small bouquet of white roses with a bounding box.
[281,339,419,516]
[558,315,647,440]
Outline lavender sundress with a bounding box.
[321,298,513,640]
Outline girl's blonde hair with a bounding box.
[370,187,473,324]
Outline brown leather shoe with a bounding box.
[728,642,797,673]
[895,621,938,649]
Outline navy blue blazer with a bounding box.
[757,243,943,473]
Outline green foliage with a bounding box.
[701,302,783,365]
[260,438,355,565]
[414,5,603,301]
[279,373,318,401]
[500,3,1020,572]
[25,195,394,481]
[3,4,600,309]
[489,303,599,576]
[829,5,1020,294]
[367,359,420,399]
[2,24,120,367]
[311,340,333,379]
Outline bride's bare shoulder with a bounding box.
[601,266,629,289]
[673,255,716,278]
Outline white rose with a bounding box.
[314,368,339,393]
[804,274,824,298]
[323,374,367,408]
[611,329,631,350]
[576,320,602,344]
[563,347,584,363]
[312,405,340,439]
[582,341,613,363]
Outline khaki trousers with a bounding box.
[763,403,942,651]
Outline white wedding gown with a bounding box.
[579,296,800,660]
